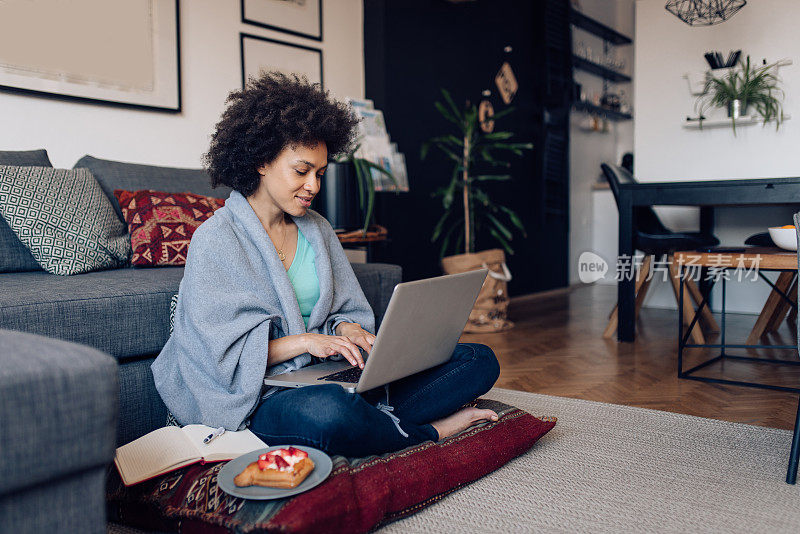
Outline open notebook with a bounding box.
[114,425,267,486]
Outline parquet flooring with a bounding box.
[460,283,800,430]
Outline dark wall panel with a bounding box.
[365,0,569,295]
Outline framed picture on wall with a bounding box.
[240,33,323,89]
[241,0,323,41]
[0,0,181,112]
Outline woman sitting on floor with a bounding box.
[151,72,500,457]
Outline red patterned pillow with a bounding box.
[114,190,225,266]
[107,398,556,534]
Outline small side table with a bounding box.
[673,247,800,484]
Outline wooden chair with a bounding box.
[740,233,798,342]
[603,254,719,343]
[746,271,798,344]
[601,164,721,342]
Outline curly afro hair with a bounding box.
[204,72,359,197]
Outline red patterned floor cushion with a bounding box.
[107,398,556,534]
[114,189,225,266]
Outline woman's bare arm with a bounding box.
[267,335,310,366]
[267,333,365,368]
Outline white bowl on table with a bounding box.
[768,226,798,251]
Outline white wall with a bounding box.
[635,0,800,181]
[0,0,364,169]
[570,0,635,284]
[598,0,800,314]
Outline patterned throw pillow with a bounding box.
[0,150,52,273]
[169,293,179,333]
[164,292,182,428]
[107,398,556,533]
[0,165,131,275]
[114,190,225,267]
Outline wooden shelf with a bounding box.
[573,56,631,82]
[573,100,632,121]
[570,10,632,45]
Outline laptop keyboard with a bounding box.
[318,367,363,384]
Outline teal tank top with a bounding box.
[287,228,320,328]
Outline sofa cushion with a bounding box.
[114,189,225,266]
[0,268,184,360]
[74,155,232,222]
[349,262,401,328]
[106,398,556,534]
[0,165,131,275]
[0,149,52,166]
[0,150,51,273]
[0,263,400,361]
[117,357,170,447]
[0,329,117,495]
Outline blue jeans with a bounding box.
[248,343,500,457]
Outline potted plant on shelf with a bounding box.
[319,147,396,236]
[421,89,532,333]
[695,55,785,134]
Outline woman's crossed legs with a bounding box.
[248,343,500,457]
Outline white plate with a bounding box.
[217,445,333,500]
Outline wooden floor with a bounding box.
[461,283,800,430]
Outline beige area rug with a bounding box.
[109,388,800,534]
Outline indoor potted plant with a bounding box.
[696,55,785,134]
[421,89,532,332]
[318,146,396,235]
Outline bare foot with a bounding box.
[431,407,499,440]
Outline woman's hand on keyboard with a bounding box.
[335,322,376,357]
[303,333,365,369]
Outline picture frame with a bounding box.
[0,0,181,113]
[241,0,323,41]
[240,33,323,89]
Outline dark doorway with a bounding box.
[364,0,570,296]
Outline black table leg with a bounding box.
[699,206,715,236]
[618,190,635,342]
[699,206,715,302]
[788,395,800,484]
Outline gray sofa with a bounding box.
[0,149,402,445]
[0,329,118,534]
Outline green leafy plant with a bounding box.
[422,89,533,257]
[336,145,396,234]
[695,55,785,134]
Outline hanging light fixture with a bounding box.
[665,0,746,26]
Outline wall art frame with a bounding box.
[240,33,323,89]
[0,0,181,113]
[241,0,323,41]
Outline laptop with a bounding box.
[263,268,488,393]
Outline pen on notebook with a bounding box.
[203,426,225,444]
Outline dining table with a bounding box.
[616,176,800,342]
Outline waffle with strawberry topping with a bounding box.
[233,447,315,488]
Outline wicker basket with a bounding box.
[441,248,513,333]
